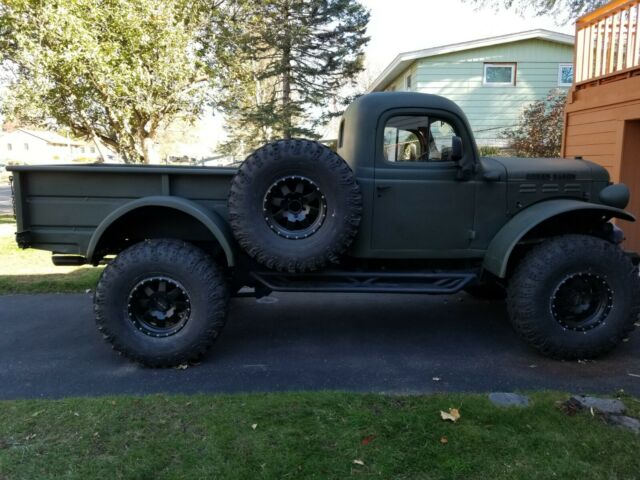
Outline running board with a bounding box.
[250,270,477,294]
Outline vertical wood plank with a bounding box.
[634,3,640,67]
[609,13,619,73]
[576,28,585,82]
[626,6,635,68]
[616,8,627,70]
[595,19,604,76]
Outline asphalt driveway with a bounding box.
[0,185,12,215]
[1,292,639,400]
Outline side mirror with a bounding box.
[452,136,475,181]
[450,136,463,162]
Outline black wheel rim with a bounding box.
[127,276,191,337]
[263,176,327,239]
[550,272,613,332]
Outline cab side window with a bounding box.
[429,119,458,161]
[383,115,460,162]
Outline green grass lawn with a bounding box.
[0,214,14,225]
[0,392,638,479]
[0,216,102,294]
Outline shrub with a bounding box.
[479,146,501,157]
[503,89,567,158]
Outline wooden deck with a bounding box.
[562,0,640,252]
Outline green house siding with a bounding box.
[385,39,574,145]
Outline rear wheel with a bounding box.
[507,234,639,359]
[94,239,228,367]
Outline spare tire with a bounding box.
[228,139,362,272]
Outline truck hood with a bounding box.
[484,157,610,183]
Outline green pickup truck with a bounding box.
[8,92,639,367]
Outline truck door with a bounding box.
[371,110,476,253]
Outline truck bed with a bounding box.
[8,164,236,257]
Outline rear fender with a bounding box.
[87,196,235,266]
[483,199,635,278]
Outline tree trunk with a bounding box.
[281,2,292,139]
[90,131,106,163]
[141,136,160,164]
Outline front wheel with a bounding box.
[94,239,229,367]
[507,234,639,359]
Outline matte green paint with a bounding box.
[484,199,635,278]
[87,196,235,266]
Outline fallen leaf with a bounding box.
[73,412,79,417]
[440,408,460,422]
[251,423,258,430]
[432,377,441,382]
[590,407,595,417]
[175,364,189,370]
[628,373,640,378]
[440,436,448,444]
[85,289,92,294]
[361,435,375,445]
[111,400,116,406]
[31,410,45,417]
[353,459,365,466]
[25,434,36,441]
[529,364,537,368]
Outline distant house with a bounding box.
[0,128,119,165]
[368,29,575,146]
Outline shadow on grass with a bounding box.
[0,268,103,294]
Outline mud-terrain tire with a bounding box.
[94,239,228,367]
[464,281,506,300]
[507,234,639,359]
[228,139,362,272]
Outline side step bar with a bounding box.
[52,255,87,266]
[250,270,477,295]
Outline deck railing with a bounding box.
[575,0,640,84]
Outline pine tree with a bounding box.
[218,0,369,156]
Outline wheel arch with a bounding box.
[87,196,235,266]
[483,199,635,279]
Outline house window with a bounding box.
[483,63,516,86]
[90,147,96,154]
[558,63,574,86]
[24,143,29,151]
[7,143,12,152]
[405,74,412,90]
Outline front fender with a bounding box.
[87,196,236,266]
[483,199,635,278]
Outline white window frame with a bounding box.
[483,63,516,87]
[558,63,574,87]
